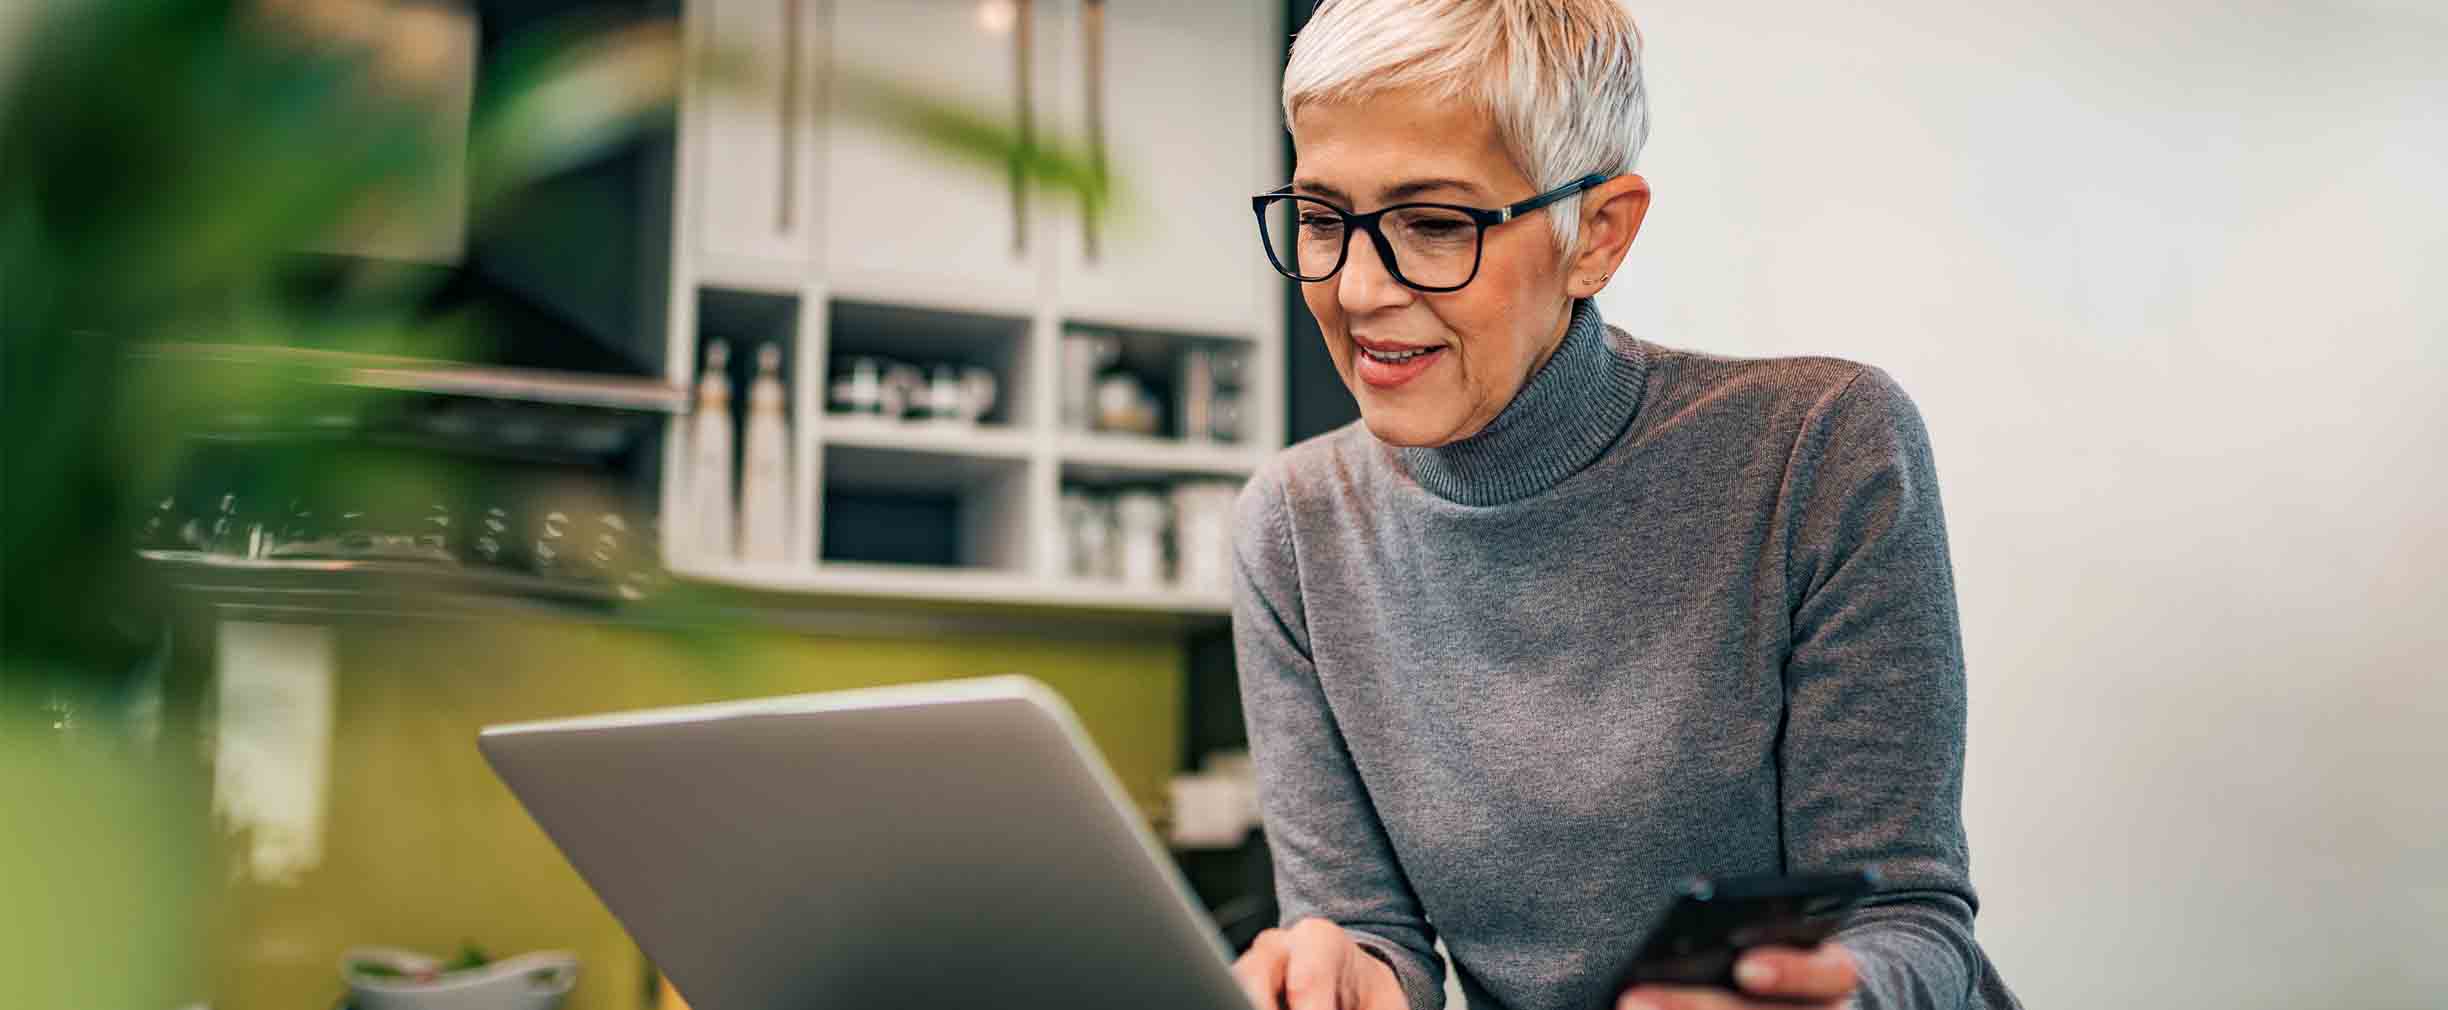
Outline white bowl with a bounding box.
[341,947,579,1010]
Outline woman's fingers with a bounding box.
[1231,928,1292,1010]
[1617,943,1860,1010]
[1618,984,1846,1010]
[1230,917,1408,1010]
[1281,917,1355,1010]
[1615,985,1754,1010]
[1732,943,1859,1001]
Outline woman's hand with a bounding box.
[1231,917,1409,1010]
[1617,943,1860,1010]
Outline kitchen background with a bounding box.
[4,2,2442,1010]
[9,0,1289,1008]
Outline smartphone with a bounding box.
[1616,869,1880,991]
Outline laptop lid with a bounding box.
[480,676,1254,1010]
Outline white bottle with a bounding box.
[738,343,793,563]
[688,340,736,562]
[1113,490,1171,587]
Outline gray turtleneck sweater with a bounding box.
[1232,301,2018,1010]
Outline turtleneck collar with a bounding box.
[1394,298,1649,507]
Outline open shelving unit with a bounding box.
[652,0,1284,618]
[660,283,1275,614]
[650,0,1284,617]
[660,299,1272,608]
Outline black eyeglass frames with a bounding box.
[1251,173,1609,293]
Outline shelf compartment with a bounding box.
[683,287,805,564]
[692,287,803,434]
[1058,321,1256,444]
[819,443,1030,572]
[826,299,1034,427]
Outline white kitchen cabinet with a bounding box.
[690,0,826,288]
[819,0,1052,315]
[1047,0,1276,336]
[661,0,1285,612]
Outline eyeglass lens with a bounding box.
[1260,196,1484,290]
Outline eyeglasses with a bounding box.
[1252,174,1608,293]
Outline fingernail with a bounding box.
[1617,999,1660,1010]
[1735,958,1776,989]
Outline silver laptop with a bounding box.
[479,676,1257,1010]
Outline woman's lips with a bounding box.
[1353,343,1446,389]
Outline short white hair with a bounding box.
[1283,0,1649,257]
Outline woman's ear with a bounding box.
[1565,174,1651,298]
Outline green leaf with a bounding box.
[832,69,1119,221]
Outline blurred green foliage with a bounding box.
[0,0,668,700]
[0,0,1114,702]
[0,2,1117,1005]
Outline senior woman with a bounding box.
[1227,3,2020,1010]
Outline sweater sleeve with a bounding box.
[1232,469,1449,1010]
[1777,367,2017,1010]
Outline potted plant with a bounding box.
[0,2,1109,1007]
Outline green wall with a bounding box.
[203,612,1187,1010]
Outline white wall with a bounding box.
[1595,3,2447,1007]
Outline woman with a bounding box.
[1229,3,2020,1010]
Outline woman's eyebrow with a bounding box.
[1291,177,1486,206]
[1381,177,1484,202]
[1292,179,1351,202]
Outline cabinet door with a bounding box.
[693,0,825,286]
[1050,0,1276,336]
[821,0,1049,314]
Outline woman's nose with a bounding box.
[1336,232,1413,314]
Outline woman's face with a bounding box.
[1289,87,1579,448]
